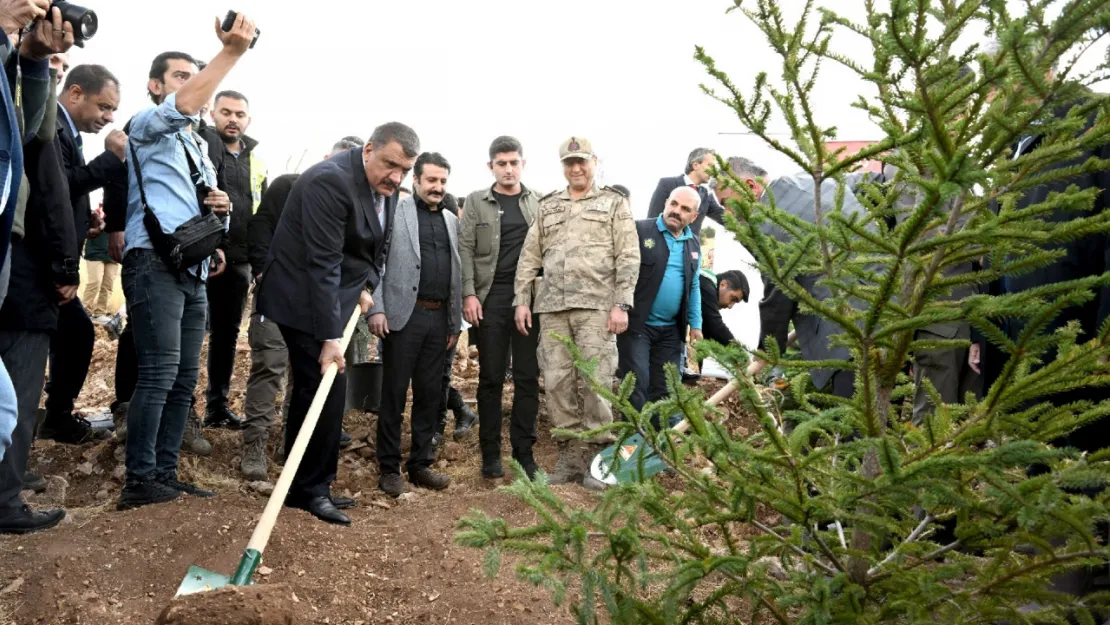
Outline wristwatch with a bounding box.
[616,304,631,312]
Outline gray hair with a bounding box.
[330,135,364,157]
[369,122,420,158]
[725,156,767,179]
[685,147,713,174]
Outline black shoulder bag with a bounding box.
[131,134,225,275]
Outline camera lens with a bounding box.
[52,1,97,42]
[77,10,96,38]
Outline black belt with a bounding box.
[415,299,445,310]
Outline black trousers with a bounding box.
[377,305,448,475]
[617,323,683,412]
[279,324,346,499]
[43,298,94,419]
[205,262,251,411]
[111,314,138,413]
[476,284,539,458]
[0,330,51,515]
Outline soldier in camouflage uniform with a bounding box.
[513,137,639,489]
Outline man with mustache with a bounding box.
[514,137,640,488]
[197,90,267,431]
[617,187,703,427]
[369,152,461,498]
[258,122,418,524]
[37,63,125,445]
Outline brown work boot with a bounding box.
[549,440,586,485]
[379,473,407,498]
[112,402,129,444]
[408,468,450,491]
[240,437,268,481]
[181,410,212,457]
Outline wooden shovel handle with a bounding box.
[671,330,797,435]
[245,307,362,554]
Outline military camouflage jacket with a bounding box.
[514,184,640,314]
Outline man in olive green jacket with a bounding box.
[459,136,542,480]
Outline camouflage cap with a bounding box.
[559,136,594,161]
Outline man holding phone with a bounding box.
[117,13,257,512]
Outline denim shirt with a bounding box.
[124,93,223,280]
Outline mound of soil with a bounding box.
[156,584,294,625]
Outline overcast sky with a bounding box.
[70,0,1108,348]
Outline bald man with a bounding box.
[617,186,704,417]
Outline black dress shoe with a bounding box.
[339,430,353,448]
[330,496,355,510]
[289,496,350,526]
[203,406,245,430]
[0,505,65,535]
[39,414,110,444]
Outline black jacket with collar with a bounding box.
[198,126,264,265]
[698,273,736,345]
[256,148,394,341]
[629,218,701,338]
[246,172,299,277]
[55,102,127,257]
[646,175,725,237]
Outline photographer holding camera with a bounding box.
[117,13,257,512]
[0,0,78,534]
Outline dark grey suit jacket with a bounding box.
[758,173,865,389]
[369,196,462,335]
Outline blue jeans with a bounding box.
[0,359,16,465]
[121,249,207,485]
[617,323,685,427]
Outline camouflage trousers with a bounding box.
[540,309,617,443]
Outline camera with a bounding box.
[52,1,97,47]
[221,11,260,49]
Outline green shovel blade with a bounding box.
[589,432,672,485]
[175,549,262,597]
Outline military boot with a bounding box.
[181,409,212,457]
[240,437,268,481]
[549,440,587,485]
[112,402,129,444]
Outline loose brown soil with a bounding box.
[0,325,745,624]
[156,584,295,625]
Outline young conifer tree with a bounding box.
[457,1,1110,623]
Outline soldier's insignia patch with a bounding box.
[644,239,656,249]
[568,139,580,151]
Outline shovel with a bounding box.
[175,306,362,596]
[589,331,796,486]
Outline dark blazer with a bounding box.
[646,175,725,237]
[55,103,127,257]
[246,173,298,277]
[699,273,736,345]
[256,148,393,341]
[0,137,75,331]
[628,218,700,338]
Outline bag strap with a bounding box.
[176,133,212,218]
[128,139,149,211]
[127,133,213,217]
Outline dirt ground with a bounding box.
[0,324,744,624]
